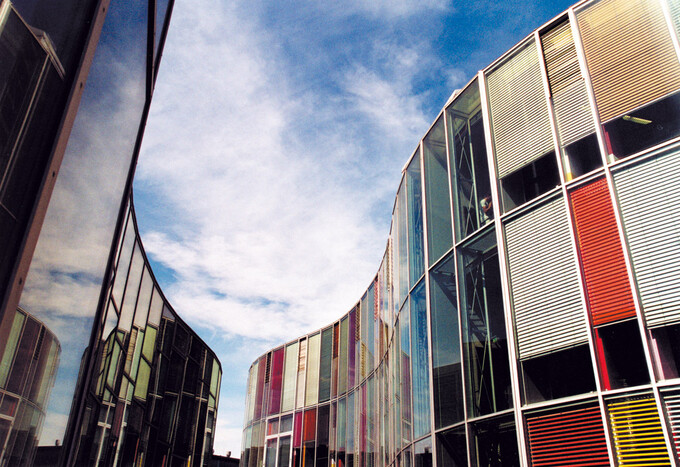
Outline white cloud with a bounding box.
[340,0,451,18]
[446,67,469,90]
[133,0,442,456]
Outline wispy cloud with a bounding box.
[134,0,441,455]
[134,0,575,456]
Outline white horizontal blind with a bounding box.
[504,197,588,359]
[614,149,680,328]
[663,391,680,456]
[668,0,680,37]
[542,21,596,146]
[577,0,680,122]
[487,39,554,179]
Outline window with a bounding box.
[458,231,512,417]
[520,345,596,403]
[423,115,453,262]
[563,133,602,179]
[447,80,493,239]
[429,254,464,429]
[500,152,560,211]
[594,320,649,390]
[603,91,680,160]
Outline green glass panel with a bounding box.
[282,342,298,412]
[423,115,453,264]
[134,359,151,400]
[0,309,25,387]
[142,325,157,360]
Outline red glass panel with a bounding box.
[267,348,284,416]
[303,408,317,442]
[570,178,636,326]
[348,310,356,389]
[294,411,303,448]
[526,404,609,466]
[254,355,266,420]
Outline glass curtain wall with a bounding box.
[446,80,492,241]
[423,116,453,265]
[458,231,511,418]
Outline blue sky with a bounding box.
[133,0,575,456]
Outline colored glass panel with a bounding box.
[570,178,636,326]
[268,347,284,416]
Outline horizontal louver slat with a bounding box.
[553,80,596,147]
[526,405,610,466]
[570,178,637,326]
[505,197,587,359]
[541,20,597,147]
[607,397,671,466]
[487,40,554,179]
[577,0,680,123]
[663,392,680,457]
[669,0,680,39]
[614,149,680,328]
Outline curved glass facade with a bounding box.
[71,199,222,466]
[0,308,59,466]
[241,0,680,465]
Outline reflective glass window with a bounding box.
[407,153,425,286]
[410,282,431,438]
[397,180,409,305]
[282,342,299,412]
[319,327,332,403]
[470,415,519,466]
[279,435,291,467]
[458,231,512,417]
[268,347,284,415]
[316,404,329,467]
[305,334,320,406]
[348,309,356,389]
[436,426,467,466]
[399,301,412,445]
[414,437,432,467]
[339,318,348,395]
[429,254,464,428]
[423,115,453,263]
[296,339,307,410]
[447,80,493,240]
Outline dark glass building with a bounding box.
[240,0,680,465]
[0,0,223,465]
[73,200,222,466]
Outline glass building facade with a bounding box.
[241,0,680,465]
[0,0,223,465]
[72,200,222,466]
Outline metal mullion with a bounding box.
[478,69,529,466]
[417,139,439,466]
[602,161,678,465]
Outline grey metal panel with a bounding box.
[663,392,680,448]
[541,20,596,147]
[542,20,581,95]
[614,149,680,328]
[505,196,588,359]
[487,40,554,179]
[667,0,680,43]
[553,79,596,147]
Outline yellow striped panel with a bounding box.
[608,397,671,466]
